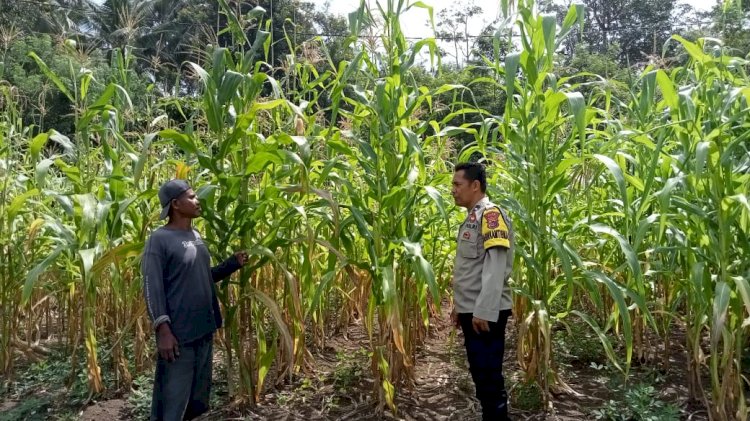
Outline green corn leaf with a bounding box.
[566,92,586,145]
[672,35,709,63]
[35,159,54,189]
[593,154,629,212]
[134,133,155,185]
[27,52,74,102]
[586,270,633,371]
[504,53,521,105]
[656,70,679,111]
[217,70,244,107]
[8,189,39,222]
[400,239,438,301]
[696,141,712,177]
[589,224,643,288]
[245,151,283,174]
[247,286,294,381]
[30,132,49,162]
[542,14,557,65]
[424,186,449,227]
[217,0,250,45]
[571,310,623,372]
[711,282,730,351]
[242,29,270,72]
[160,129,198,155]
[23,245,65,305]
[558,3,584,45]
[734,276,750,328]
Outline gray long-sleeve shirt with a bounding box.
[141,227,241,344]
[452,197,513,322]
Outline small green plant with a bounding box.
[127,374,153,420]
[275,391,293,407]
[332,349,368,392]
[7,349,89,403]
[554,322,607,366]
[0,396,52,421]
[509,380,544,411]
[592,383,680,421]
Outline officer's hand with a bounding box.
[472,317,490,334]
[156,324,180,362]
[450,308,460,328]
[235,250,249,266]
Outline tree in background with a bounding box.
[0,0,48,35]
[2,0,746,144]
[470,22,515,65]
[707,0,750,57]
[570,0,678,65]
[0,34,117,133]
[434,0,483,66]
[248,0,319,67]
[310,2,352,72]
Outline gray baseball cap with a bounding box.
[158,179,191,219]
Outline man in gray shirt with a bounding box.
[450,162,513,421]
[142,179,248,421]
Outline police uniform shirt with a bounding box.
[452,196,513,322]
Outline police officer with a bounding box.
[450,162,513,421]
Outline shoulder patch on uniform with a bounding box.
[482,207,510,249]
[485,210,500,229]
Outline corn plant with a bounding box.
[2,1,749,420]
[479,0,611,398]
[318,0,472,410]
[0,85,34,379]
[661,35,750,419]
[20,45,155,396]
[478,2,750,417]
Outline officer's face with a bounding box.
[452,170,478,208]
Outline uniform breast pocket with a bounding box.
[458,237,480,259]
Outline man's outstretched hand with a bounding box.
[235,250,249,266]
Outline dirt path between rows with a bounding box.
[12,303,711,421]
[211,306,708,421]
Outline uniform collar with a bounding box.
[468,196,490,215]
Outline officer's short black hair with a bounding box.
[455,162,487,193]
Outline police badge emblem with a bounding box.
[485,210,500,229]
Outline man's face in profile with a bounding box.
[452,170,477,208]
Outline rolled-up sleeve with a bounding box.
[141,237,170,330]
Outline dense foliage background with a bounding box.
[1,0,748,419]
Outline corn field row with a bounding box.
[1,0,749,419]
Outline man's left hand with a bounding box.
[235,251,249,266]
[472,316,490,334]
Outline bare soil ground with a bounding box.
[79,399,129,420]
[197,307,708,421]
[2,305,712,421]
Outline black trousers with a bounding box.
[459,310,512,421]
[150,333,214,421]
